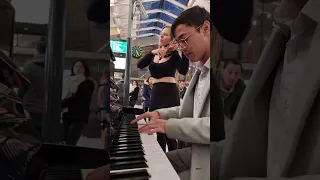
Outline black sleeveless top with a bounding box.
[137,50,189,79]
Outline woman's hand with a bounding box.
[151,49,166,58]
[167,42,177,51]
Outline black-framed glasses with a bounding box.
[174,24,202,50]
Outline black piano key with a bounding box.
[111,145,143,152]
[111,160,148,171]
[116,137,142,141]
[116,134,141,138]
[111,149,145,157]
[118,131,139,133]
[111,143,142,147]
[111,155,146,162]
[111,171,150,180]
[118,131,139,134]
[110,169,150,180]
[112,139,141,144]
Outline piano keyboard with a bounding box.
[110,113,180,180]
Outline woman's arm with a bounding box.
[62,80,95,108]
[137,51,155,69]
[175,51,189,75]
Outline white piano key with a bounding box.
[137,122,181,180]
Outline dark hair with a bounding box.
[36,41,47,54]
[171,6,210,38]
[146,76,152,83]
[121,74,125,79]
[223,59,243,72]
[132,80,139,86]
[71,59,91,77]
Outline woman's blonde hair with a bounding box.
[159,26,174,48]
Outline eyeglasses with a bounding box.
[174,24,202,50]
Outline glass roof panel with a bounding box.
[138,0,189,36]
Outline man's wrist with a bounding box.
[155,111,161,118]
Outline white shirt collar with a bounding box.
[195,58,210,72]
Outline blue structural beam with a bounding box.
[138,0,189,37]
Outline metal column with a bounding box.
[123,0,134,107]
[42,0,67,142]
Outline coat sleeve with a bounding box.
[156,106,180,120]
[165,117,210,144]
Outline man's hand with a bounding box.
[131,111,167,135]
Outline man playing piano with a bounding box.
[132,6,217,180]
[130,0,255,178]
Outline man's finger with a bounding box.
[138,123,159,133]
[131,113,149,124]
[147,128,163,135]
[138,124,149,132]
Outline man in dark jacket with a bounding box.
[217,59,246,120]
[19,41,47,134]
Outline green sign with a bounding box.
[110,40,127,54]
[132,46,142,58]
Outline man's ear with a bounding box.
[202,20,211,36]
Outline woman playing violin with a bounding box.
[137,26,189,152]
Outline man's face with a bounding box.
[222,63,242,86]
[174,21,210,62]
[179,81,186,89]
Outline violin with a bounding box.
[159,41,177,60]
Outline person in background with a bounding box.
[179,80,187,99]
[217,59,246,120]
[19,41,46,134]
[129,80,139,108]
[116,74,125,105]
[62,60,96,145]
[137,25,189,152]
[142,76,153,122]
